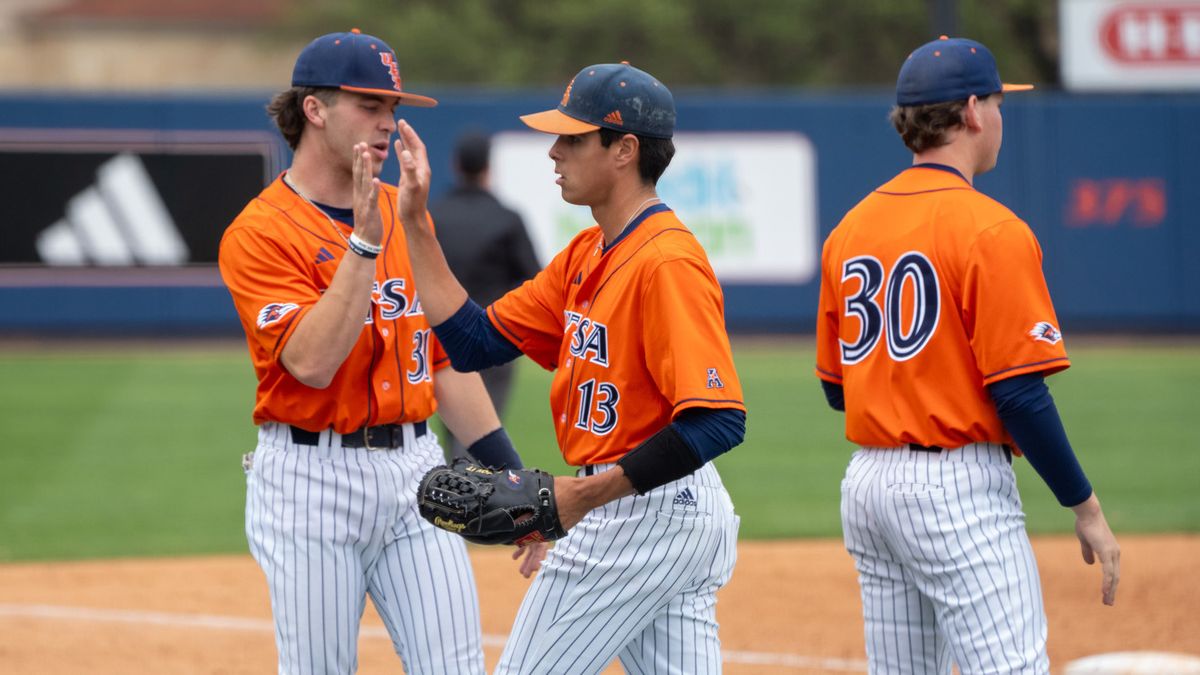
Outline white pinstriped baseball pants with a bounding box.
[496,462,740,675]
[841,444,1049,675]
[245,422,485,675]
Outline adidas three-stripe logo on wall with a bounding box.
[673,488,697,508]
[36,153,189,265]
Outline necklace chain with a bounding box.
[622,196,660,232]
[600,196,660,252]
[283,172,352,245]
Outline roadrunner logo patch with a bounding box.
[1028,321,1063,345]
[256,302,299,329]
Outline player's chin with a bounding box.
[558,185,586,206]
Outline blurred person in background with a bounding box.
[218,29,542,675]
[429,131,541,458]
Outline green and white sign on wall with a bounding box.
[493,131,818,284]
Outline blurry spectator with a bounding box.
[430,131,541,456]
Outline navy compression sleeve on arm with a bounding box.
[820,380,845,411]
[672,408,746,463]
[431,299,523,372]
[988,372,1093,507]
[616,408,746,494]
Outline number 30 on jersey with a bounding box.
[840,251,940,364]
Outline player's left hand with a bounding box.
[394,120,431,226]
[512,541,549,579]
[1071,492,1120,605]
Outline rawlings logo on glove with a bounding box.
[417,458,567,546]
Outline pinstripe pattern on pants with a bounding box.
[840,444,1048,675]
[495,463,740,675]
[245,422,485,675]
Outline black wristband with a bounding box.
[464,427,522,469]
[616,424,703,495]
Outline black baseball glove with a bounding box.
[417,458,567,547]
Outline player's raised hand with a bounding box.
[350,142,383,246]
[1071,493,1120,605]
[395,120,431,227]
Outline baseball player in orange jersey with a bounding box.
[219,29,544,674]
[816,36,1120,674]
[396,63,746,673]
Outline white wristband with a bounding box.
[347,232,383,258]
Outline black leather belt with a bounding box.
[908,443,1013,463]
[290,420,427,449]
[582,465,600,476]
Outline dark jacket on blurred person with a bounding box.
[429,132,541,454]
[430,183,540,308]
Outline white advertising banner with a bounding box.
[1061,0,1200,90]
[491,132,818,284]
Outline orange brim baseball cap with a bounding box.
[291,29,438,108]
[519,109,601,135]
[521,63,675,139]
[897,36,1033,106]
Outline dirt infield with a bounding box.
[0,535,1196,674]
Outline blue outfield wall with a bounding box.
[0,89,1198,334]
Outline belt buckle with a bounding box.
[363,426,383,451]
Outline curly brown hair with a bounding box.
[266,87,339,150]
[888,94,991,154]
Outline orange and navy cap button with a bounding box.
[896,36,1033,106]
[291,29,437,107]
[521,62,675,139]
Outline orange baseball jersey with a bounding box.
[815,165,1069,448]
[488,204,745,466]
[219,175,449,433]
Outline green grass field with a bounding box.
[1,339,1197,562]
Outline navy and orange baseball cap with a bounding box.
[521,62,675,139]
[896,36,1033,106]
[291,29,437,107]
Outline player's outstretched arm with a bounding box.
[988,373,1120,605]
[433,367,522,470]
[394,120,471,326]
[1071,492,1121,605]
[281,143,384,388]
[432,367,502,447]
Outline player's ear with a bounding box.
[613,133,640,170]
[962,95,984,132]
[302,94,329,129]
